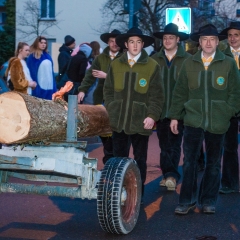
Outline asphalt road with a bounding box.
[0,133,239,240]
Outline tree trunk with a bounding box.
[0,92,111,144]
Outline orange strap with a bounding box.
[52,81,74,101]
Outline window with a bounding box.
[46,38,56,56]
[237,9,240,17]
[0,12,6,25]
[198,0,214,9]
[40,0,55,19]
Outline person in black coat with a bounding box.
[58,35,75,74]
[67,43,92,85]
[63,43,92,101]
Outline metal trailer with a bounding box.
[0,96,142,234]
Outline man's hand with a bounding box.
[78,92,85,103]
[170,119,179,134]
[143,117,155,129]
[92,69,107,79]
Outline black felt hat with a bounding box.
[100,29,121,44]
[116,27,154,49]
[220,21,240,36]
[153,23,189,41]
[190,24,226,42]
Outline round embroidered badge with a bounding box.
[139,78,147,87]
[217,76,225,86]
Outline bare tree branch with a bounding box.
[99,0,239,50]
[16,0,62,42]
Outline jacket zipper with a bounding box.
[204,70,209,130]
[123,66,132,129]
[166,68,170,118]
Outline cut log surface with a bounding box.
[0,92,111,144]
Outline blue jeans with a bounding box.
[156,118,183,182]
[179,126,224,206]
[221,117,239,191]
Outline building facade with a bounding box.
[0,0,6,31]
[16,0,106,71]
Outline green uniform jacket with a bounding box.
[168,48,240,134]
[222,44,240,72]
[151,45,191,119]
[78,46,122,104]
[223,44,235,58]
[104,49,165,136]
[222,44,240,116]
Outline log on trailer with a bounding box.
[0,92,111,144]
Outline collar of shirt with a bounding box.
[164,48,178,61]
[201,51,215,60]
[230,46,240,57]
[127,51,141,62]
[109,51,118,59]
[230,46,240,52]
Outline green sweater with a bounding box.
[104,49,165,136]
[78,46,122,104]
[168,48,240,134]
[151,45,191,119]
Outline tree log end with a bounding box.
[0,92,30,144]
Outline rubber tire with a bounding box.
[97,157,141,234]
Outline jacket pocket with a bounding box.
[187,71,201,90]
[211,71,228,90]
[107,99,123,129]
[211,100,232,133]
[113,72,125,92]
[134,72,150,94]
[130,101,151,134]
[183,99,203,127]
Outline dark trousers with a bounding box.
[156,118,183,182]
[221,117,239,190]
[99,136,114,164]
[179,126,224,206]
[198,145,205,167]
[112,131,149,194]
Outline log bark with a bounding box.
[0,92,111,144]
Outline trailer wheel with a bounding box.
[97,157,141,234]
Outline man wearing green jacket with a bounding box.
[77,29,121,164]
[151,23,190,191]
[104,27,164,201]
[218,21,240,194]
[169,24,240,215]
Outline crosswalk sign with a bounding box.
[166,8,191,34]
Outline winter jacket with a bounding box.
[223,44,237,59]
[151,45,191,119]
[78,46,122,104]
[168,48,240,134]
[67,51,88,83]
[58,44,73,74]
[27,52,56,100]
[222,44,240,73]
[6,57,29,94]
[104,49,165,136]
